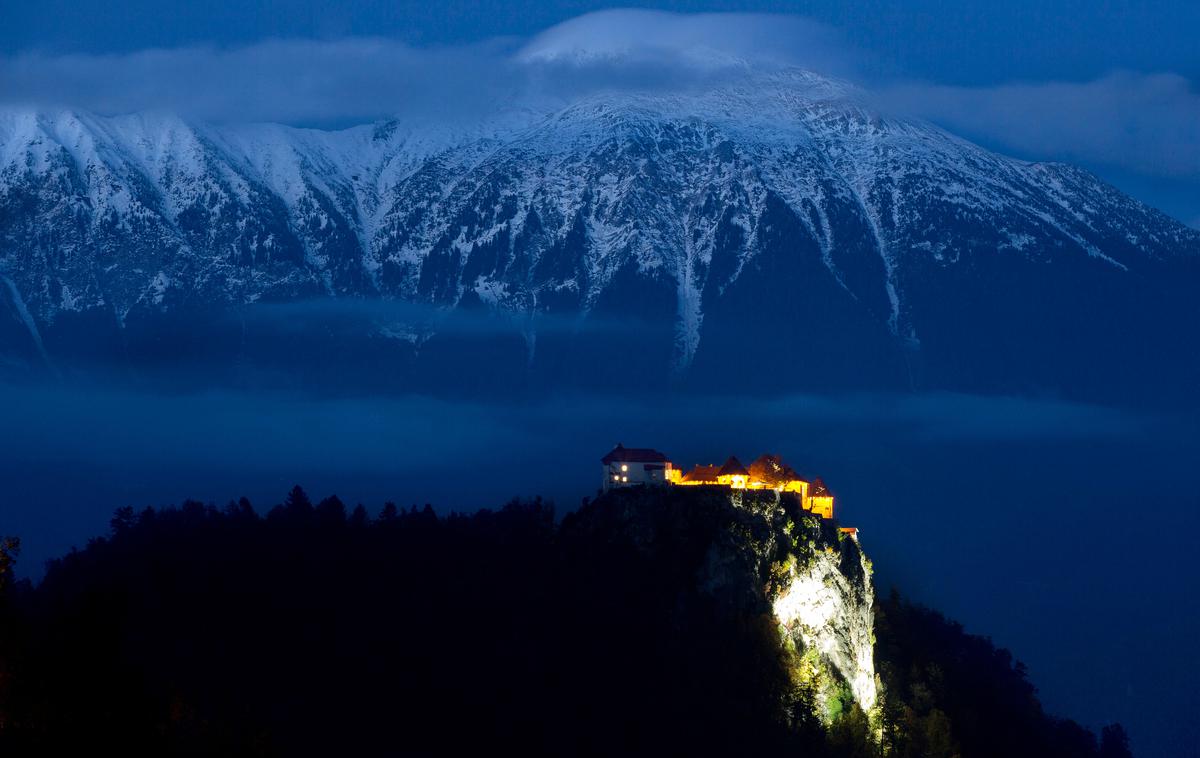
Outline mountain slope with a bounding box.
[2,70,1197,400]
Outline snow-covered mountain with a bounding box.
[2,70,1198,400]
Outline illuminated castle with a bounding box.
[600,444,677,489]
[600,445,835,520]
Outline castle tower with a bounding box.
[807,477,834,519]
[716,456,750,489]
[600,444,674,491]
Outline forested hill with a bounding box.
[0,486,1132,757]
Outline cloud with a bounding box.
[0,37,521,126]
[740,392,1148,442]
[250,298,671,337]
[0,378,1163,580]
[508,9,860,105]
[880,72,1200,178]
[518,9,853,72]
[0,11,858,126]
[0,9,1196,195]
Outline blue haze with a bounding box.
[1,382,1197,756]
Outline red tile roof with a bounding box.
[681,464,722,482]
[717,456,749,477]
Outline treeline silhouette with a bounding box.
[874,593,1131,758]
[0,486,1131,757]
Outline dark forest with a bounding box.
[0,487,1131,757]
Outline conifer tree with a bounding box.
[285,485,313,515]
[0,536,18,594]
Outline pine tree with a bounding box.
[316,495,347,524]
[1099,724,1132,758]
[0,536,18,594]
[284,485,313,515]
[110,506,136,536]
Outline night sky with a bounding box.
[2,3,1199,757]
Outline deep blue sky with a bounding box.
[3,0,1198,85]
[3,1,1198,224]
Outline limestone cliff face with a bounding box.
[771,535,877,716]
[570,486,878,725]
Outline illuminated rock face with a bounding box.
[772,542,876,716]
[564,486,876,724]
[688,488,876,721]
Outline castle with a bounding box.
[600,444,836,520]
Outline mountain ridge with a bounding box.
[2,69,1198,400]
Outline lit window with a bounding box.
[622,476,628,482]
[613,475,619,481]
[621,464,628,472]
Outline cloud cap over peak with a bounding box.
[518,9,853,72]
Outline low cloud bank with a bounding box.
[0,379,1164,576]
[0,381,1152,477]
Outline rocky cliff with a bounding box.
[0,483,1130,757]
[565,486,877,725]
